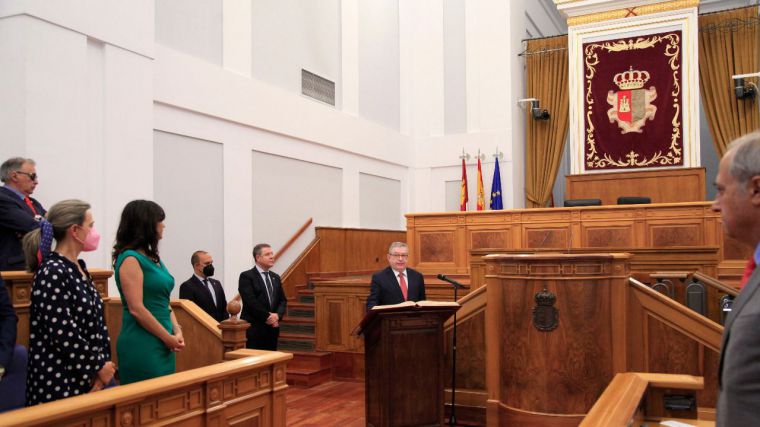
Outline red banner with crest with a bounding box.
[583,30,683,171]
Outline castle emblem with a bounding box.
[606,66,657,134]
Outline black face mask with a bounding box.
[202,264,215,277]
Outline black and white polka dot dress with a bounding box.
[26,252,111,406]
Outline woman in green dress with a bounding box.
[112,200,184,384]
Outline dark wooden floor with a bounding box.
[286,381,365,426]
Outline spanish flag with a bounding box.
[460,158,468,211]
[476,157,485,210]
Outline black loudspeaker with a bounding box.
[617,196,651,205]
[563,199,602,207]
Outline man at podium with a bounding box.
[366,242,426,310]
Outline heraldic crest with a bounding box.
[583,31,683,170]
[607,66,657,134]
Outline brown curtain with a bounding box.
[525,35,569,208]
[699,6,760,157]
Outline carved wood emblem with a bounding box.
[532,288,558,332]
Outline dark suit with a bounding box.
[366,266,426,311]
[0,186,45,271]
[717,264,760,426]
[0,277,17,369]
[0,276,25,411]
[239,267,287,350]
[179,275,229,323]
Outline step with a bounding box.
[278,338,315,352]
[280,332,315,341]
[297,294,314,304]
[284,350,332,371]
[280,321,315,336]
[287,302,314,318]
[286,367,331,388]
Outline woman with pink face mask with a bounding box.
[21,199,114,406]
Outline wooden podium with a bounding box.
[356,302,459,427]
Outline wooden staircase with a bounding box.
[279,282,332,387]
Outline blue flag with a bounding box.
[489,157,503,210]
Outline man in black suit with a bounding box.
[179,251,229,323]
[0,157,45,271]
[366,242,426,310]
[239,243,287,350]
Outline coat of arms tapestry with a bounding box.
[583,30,683,170]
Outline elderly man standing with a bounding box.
[713,131,760,426]
[366,242,426,311]
[0,157,45,271]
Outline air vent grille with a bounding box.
[301,69,335,106]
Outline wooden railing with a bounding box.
[280,226,406,297]
[104,298,226,371]
[274,217,313,263]
[0,349,292,427]
[580,373,704,427]
[2,269,112,349]
[693,271,739,297]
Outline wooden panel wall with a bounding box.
[407,202,745,285]
[565,167,706,205]
[280,227,406,296]
[2,350,291,427]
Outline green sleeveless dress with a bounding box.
[114,250,176,384]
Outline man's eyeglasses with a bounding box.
[389,253,409,259]
[16,171,38,181]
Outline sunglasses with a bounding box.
[16,171,38,181]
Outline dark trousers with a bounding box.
[245,323,280,351]
[0,345,27,412]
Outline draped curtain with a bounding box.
[525,35,569,208]
[699,6,760,157]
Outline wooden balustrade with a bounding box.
[0,349,292,427]
[2,269,112,349]
[580,373,705,427]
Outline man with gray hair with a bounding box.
[713,131,760,426]
[0,157,45,271]
[366,242,426,310]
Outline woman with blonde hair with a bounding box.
[22,199,114,406]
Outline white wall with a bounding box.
[0,0,578,293]
[155,0,223,65]
[153,131,225,296]
[251,0,342,108]
[359,173,402,229]
[358,0,400,130]
[0,4,153,295]
[251,151,343,271]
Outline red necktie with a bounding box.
[24,196,38,215]
[398,273,408,301]
[740,257,756,289]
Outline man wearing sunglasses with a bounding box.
[366,242,426,311]
[0,157,46,271]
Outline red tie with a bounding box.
[740,257,756,289]
[398,273,408,301]
[24,196,38,215]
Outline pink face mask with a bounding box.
[82,227,100,252]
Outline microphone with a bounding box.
[437,274,465,288]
